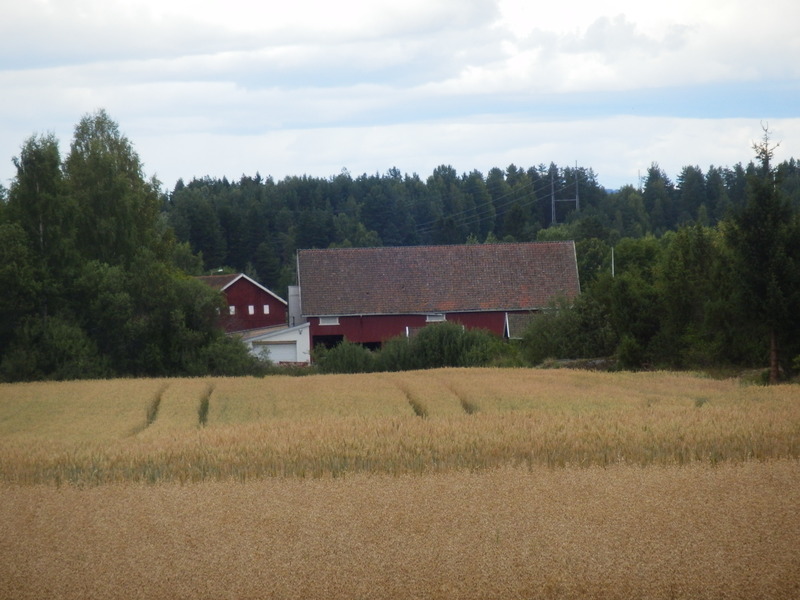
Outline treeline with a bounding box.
[530,139,800,382]
[164,158,800,299]
[164,136,800,380]
[0,110,265,380]
[3,111,800,381]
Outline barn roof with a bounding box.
[197,273,240,291]
[197,273,287,305]
[297,242,580,317]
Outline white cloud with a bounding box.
[1,0,799,192]
[128,116,800,193]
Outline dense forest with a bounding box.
[0,111,264,380]
[2,111,800,381]
[168,158,800,298]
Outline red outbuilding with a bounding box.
[197,273,287,333]
[296,241,580,349]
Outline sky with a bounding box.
[2,0,799,192]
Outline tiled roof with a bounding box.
[297,242,580,316]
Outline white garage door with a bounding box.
[257,341,297,364]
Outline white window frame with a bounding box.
[318,316,340,326]
[263,304,270,315]
[229,306,236,315]
[248,305,255,315]
[426,313,446,323]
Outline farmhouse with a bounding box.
[295,241,580,349]
[197,273,287,333]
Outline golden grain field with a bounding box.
[0,369,798,485]
[1,369,799,599]
[1,462,798,599]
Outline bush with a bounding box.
[616,334,645,370]
[314,340,376,374]
[375,336,416,372]
[197,334,269,377]
[412,322,473,369]
[388,322,501,371]
[521,295,616,365]
[315,322,504,374]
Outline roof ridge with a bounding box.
[298,240,575,252]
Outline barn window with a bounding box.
[263,305,270,314]
[248,305,255,315]
[319,316,340,326]
[426,313,446,322]
[229,306,236,315]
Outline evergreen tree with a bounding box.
[642,164,675,233]
[676,165,705,225]
[728,128,800,382]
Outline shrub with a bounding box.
[616,334,645,369]
[314,340,376,374]
[197,334,269,377]
[375,336,416,372]
[522,295,616,365]
[382,322,500,371]
[316,323,503,374]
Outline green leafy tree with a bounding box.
[600,185,648,239]
[65,109,163,266]
[6,133,76,316]
[651,225,724,367]
[0,315,110,381]
[575,237,612,288]
[0,224,40,351]
[589,268,660,368]
[1,111,266,380]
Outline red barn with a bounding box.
[296,241,580,348]
[198,273,287,333]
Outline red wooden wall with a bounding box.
[308,311,508,347]
[220,279,287,332]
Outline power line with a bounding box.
[413,166,587,237]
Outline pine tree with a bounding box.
[728,127,800,382]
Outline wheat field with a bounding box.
[0,369,798,485]
[1,369,799,598]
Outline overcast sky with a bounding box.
[2,0,799,192]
